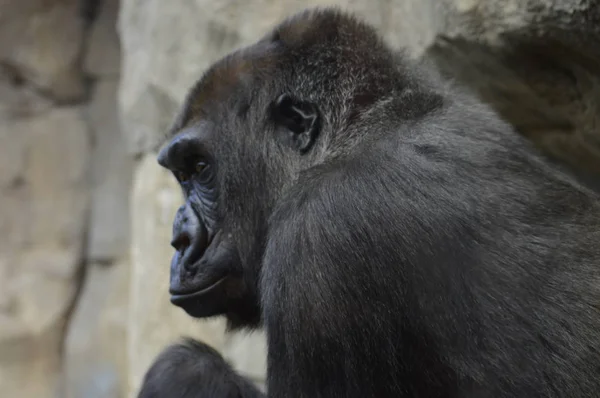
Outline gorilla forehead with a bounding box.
[169,45,278,135]
[167,8,397,138]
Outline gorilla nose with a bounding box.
[171,205,210,269]
[171,232,191,253]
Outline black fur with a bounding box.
[143,8,600,398]
[137,339,264,398]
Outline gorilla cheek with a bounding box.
[168,203,241,318]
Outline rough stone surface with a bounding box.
[85,0,121,77]
[0,2,133,397]
[86,80,133,262]
[0,66,53,119]
[63,1,132,397]
[426,0,600,175]
[0,107,91,398]
[222,331,268,386]
[0,0,87,102]
[64,260,130,398]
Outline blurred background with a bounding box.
[0,0,598,397]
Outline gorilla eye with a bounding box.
[175,162,211,186]
[195,161,214,185]
[195,162,207,174]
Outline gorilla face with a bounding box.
[156,49,322,328]
[157,127,245,320]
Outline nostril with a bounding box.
[171,232,191,253]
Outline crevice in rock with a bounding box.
[1,61,91,108]
[58,238,91,397]
[0,62,26,87]
[57,2,115,396]
[57,110,96,398]
[80,0,105,23]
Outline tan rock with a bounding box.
[0,0,87,102]
[0,107,91,398]
[222,331,268,385]
[64,260,130,398]
[63,3,134,394]
[424,0,600,175]
[86,80,134,262]
[85,0,121,77]
[0,67,53,119]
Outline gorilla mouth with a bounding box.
[170,276,227,303]
[167,212,241,318]
[169,276,229,318]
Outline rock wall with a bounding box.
[63,2,132,397]
[0,0,91,396]
[0,0,598,397]
[0,0,133,397]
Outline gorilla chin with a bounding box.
[169,277,229,318]
[168,236,243,318]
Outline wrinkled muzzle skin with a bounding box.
[158,134,247,321]
[168,204,229,318]
[169,204,209,289]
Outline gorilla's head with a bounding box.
[156,9,411,329]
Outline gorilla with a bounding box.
[138,8,600,398]
[137,339,263,398]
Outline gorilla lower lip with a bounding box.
[170,277,227,305]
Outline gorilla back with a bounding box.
[152,8,600,398]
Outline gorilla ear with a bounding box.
[272,94,320,153]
